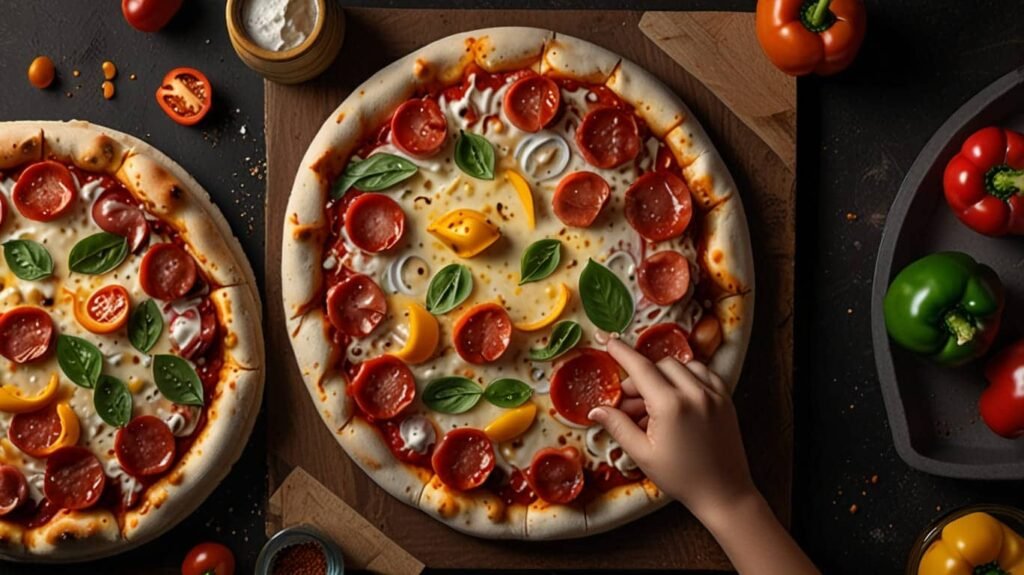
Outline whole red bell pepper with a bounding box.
[979,339,1024,438]
[755,0,867,76]
[944,126,1024,237]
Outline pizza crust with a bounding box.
[0,126,42,170]
[283,28,754,541]
[339,417,432,506]
[0,121,264,562]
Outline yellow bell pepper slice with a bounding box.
[0,373,60,414]
[942,512,1004,566]
[484,403,537,443]
[427,209,500,258]
[392,302,439,365]
[504,170,535,230]
[34,402,80,457]
[514,283,571,332]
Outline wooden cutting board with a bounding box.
[263,9,795,571]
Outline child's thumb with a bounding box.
[588,406,648,459]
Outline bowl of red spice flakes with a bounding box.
[256,525,344,575]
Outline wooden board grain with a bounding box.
[264,9,795,571]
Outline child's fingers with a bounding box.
[656,356,710,403]
[588,406,650,460]
[619,397,647,419]
[606,338,675,404]
[685,360,729,397]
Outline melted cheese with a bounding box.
[339,76,704,472]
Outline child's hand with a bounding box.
[588,337,756,519]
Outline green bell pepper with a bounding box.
[884,251,1004,366]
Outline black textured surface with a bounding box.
[0,1,1023,574]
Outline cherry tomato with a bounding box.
[122,0,183,33]
[73,285,131,334]
[27,56,55,89]
[182,542,235,575]
[156,67,213,126]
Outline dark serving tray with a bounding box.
[871,66,1024,479]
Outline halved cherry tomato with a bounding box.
[123,0,182,32]
[156,67,212,126]
[74,285,131,334]
[12,161,76,222]
[351,355,416,420]
[182,542,235,575]
[391,99,447,157]
[0,306,55,364]
[503,75,561,133]
[344,193,406,253]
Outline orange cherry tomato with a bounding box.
[182,542,235,575]
[156,67,212,126]
[74,285,131,334]
[27,56,55,89]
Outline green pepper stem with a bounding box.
[973,562,1009,575]
[810,0,833,27]
[988,165,1024,199]
[944,309,977,346]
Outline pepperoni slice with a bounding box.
[503,75,561,133]
[326,274,387,338]
[43,446,106,511]
[0,306,55,364]
[115,415,176,477]
[637,251,690,305]
[452,303,512,364]
[576,107,641,169]
[635,323,694,364]
[140,243,198,301]
[391,98,448,157]
[528,447,584,504]
[11,161,76,222]
[690,314,723,360]
[625,171,693,242]
[166,298,218,360]
[344,193,406,253]
[351,356,416,421]
[552,171,611,228]
[550,348,622,426]
[92,187,150,252]
[0,465,28,516]
[431,428,495,491]
[9,403,62,458]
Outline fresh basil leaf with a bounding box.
[3,240,54,281]
[422,376,483,414]
[68,232,128,275]
[94,375,132,428]
[454,131,495,180]
[528,320,583,362]
[425,263,473,315]
[153,354,204,406]
[519,239,561,285]
[483,378,533,408]
[57,335,103,389]
[128,299,164,353]
[332,153,418,199]
[579,259,634,333]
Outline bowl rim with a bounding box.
[226,0,327,63]
[904,503,1024,575]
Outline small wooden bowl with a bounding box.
[225,0,345,85]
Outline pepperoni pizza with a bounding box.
[282,29,753,539]
[0,121,263,561]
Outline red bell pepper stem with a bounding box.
[810,0,833,28]
[989,165,1024,200]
